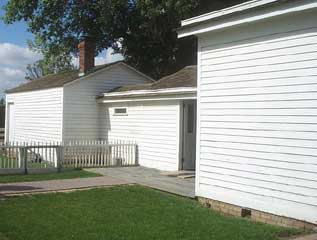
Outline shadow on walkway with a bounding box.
[0,185,42,192]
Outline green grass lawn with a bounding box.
[0,186,302,240]
[0,170,101,184]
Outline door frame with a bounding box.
[179,99,197,171]
[5,102,15,142]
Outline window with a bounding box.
[114,108,128,116]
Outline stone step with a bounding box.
[177,174,195,179]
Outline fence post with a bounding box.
[134,144,138,166]
[18,146,23,169]
[56,145,63,172]
[21,147,27,175]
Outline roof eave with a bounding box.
[98,87,197,102]
[5,85,66,94]
[5,61,154,94]
[181,0,282,27]
[178,0,317,38]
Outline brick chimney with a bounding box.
[78,37,96,75]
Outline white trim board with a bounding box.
[100,87,197,98]
[181,0,281,26]
[99,88,197,103]
[178,0,317,38]
[99,95,197,104]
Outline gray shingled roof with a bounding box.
[108,65,197,93]
[6,61,125,94]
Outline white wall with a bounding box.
[63,64,150,140]
[103,100,181,171]
[197,9,317,223]
[5,87,63,142]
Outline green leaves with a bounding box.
[4,0,247,79]
[3,0,38,24]
[25,35,76,81]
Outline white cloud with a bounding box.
[0,68,25,84]
[104,47,124,64]
[0,67,27,98]
[0,43,42,99]
[0,43,42,68]
[2,67,25,78]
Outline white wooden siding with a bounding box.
[197,9,317,223]
[103,101,181,171]
[5,88,63,142]
[63,64,150,140]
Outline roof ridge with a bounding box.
[6,61,141,94]
[30,69,79,82]
[153,65,197,85]
[104,65,197,94]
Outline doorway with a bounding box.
[181,100,197,170]
[7,103,15,142]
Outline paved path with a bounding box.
[0,167,195,198]
[291,234,317,240]
[0,176,132,197]
[87,167,195,198]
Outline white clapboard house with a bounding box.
[5,39,153,143]
[98,65,197,171]
[178,0,317,225]
[6,0,317,227]
[5,38,198,172]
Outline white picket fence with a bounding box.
[63,140,137,168]
[0,142,60,174]
[0,140,138,175]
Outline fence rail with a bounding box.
[0,140,138,175]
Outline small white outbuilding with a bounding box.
[5,53,153,143]
[98,66,197,171]
[179,0,317,225]
[5,37,198,172]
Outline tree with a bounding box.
[0,98,5,105]
[25,61,43,81]
[25,36,76,81]
[3,0,247,79]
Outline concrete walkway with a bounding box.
[87,167,195,198]
[0,167,195,198]
[0,176,132,197]
[291,234,317,240]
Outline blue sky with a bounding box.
[0,1,122,99]
[0,2,34,46]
